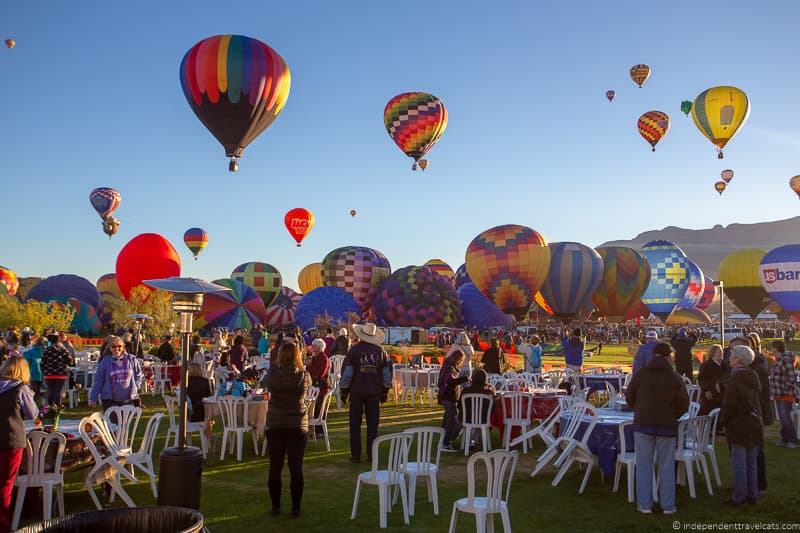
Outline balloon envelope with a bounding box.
[721,169,734,183]
[592,247,650,322]
[637,111,670,151]
[264,286,302,326]
[294,287,361,331]
[231,262,282,308]
[284,208,315,246]
[696,276,717,310]
[666,308,712,325]
[465,224,551,318]
[678,260,705,310]
[537,242,604,322]
[454,263,472,290]
[374,266,461,328]
[715,181,727,194]
[759,245,800,312]
[116,233,181,300]
[680,100,692,116]
[321,247,391,312]
[298,263,324,294]
[384,92,447,169]
[15,277,41,301]
[48,298,101,336]
[640,240,690,322]
[195,278,267,331]
[790,176,800,198]
[424,259,455,285]
[183,228,209,258]
[0,266,19,297]
[458,282,513,329]
[630,64,650,87]
[28,274,101,311]
[89,188,121,220]
[606,90,615,102]
[691,86,750,157]
[719,249,771,318]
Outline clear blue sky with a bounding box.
[2,1,799,291]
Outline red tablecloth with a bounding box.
[489,394,560,439]
[144,364,182,387]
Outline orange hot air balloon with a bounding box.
[284,208,315,247]
[5,39,15,49]
[790,175,800,199]
[637,111,670,151]
[630,64,650,88]
[721,169,734,183]
[715,181,727,195]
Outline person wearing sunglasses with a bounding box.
[89,336,143,411]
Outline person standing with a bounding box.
[720,345,764,505]
[330,328,350,357]
[265,342,311,517]
[229,335,249,373]
[339,323,392,463]
[156,335,176,363]
[187,363,213,423]
[746,334,773,494]
[437,351,469,451]
[446,332,475,372]
[670,328,698,381]
[562,328,585,372]
[88,336,143,410]
[525,336,543,373]
[632,330,660,374]
[697,344,727,416]
[0,357,39,533]
[626,342,689,514]
[321,328,336,357]
[768,340,798,448]
[41,333,73,406]
[23,336,45,398]
[481,338,504,374]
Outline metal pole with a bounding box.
[178,312,192,449]
[719,281,725,347]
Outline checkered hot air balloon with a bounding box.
[183,228,209,260]
[374,266,461,328]
[424,259,455,286]
[321,247,391,312]
[592,247,651,323]
[640,240,690,323]
[384,92,447,171]
[454,263,472,290]
[264,286,302,326]
[638,111,670,151]
[195,278,267,331]
[231,262,282,308]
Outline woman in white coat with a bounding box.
[446,332,475,372]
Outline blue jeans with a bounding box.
[441,400,461,446]
[634,432,676,511]
[775,400,798,444]
[730,444,758,502]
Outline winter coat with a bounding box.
[562,336,585,367]
[632,340,659,374]
[720,367,764,448]
[750,352,774,426]
[187,376,213,422]
[482,347,504,374]
[0,379,38,450]
[41,344,73,379]
[697,358,727,415]
[626,356,689,435]
[437,356,469,403]
[339,341,392,397]
[265,365,311,432]
[670,334,698,377]
[769,352,797,399]
[308,352,331,394]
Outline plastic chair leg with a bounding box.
[579,461,594,493]
[350,478,362,519]
[627,464,635,503]
[448,502,459,533]
[43,483,53,520]
[11,484,26,530]
[500,507,512,533]
[407,473,417,516]
[378,483,387,528]
[430,472,440,515]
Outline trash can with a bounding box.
[17,506,207,532]
[158,446,204,510]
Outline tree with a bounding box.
[0,293,74,334]
[106,286,176,340]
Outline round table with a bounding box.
[558,408,634,478]
[579,374,625,393]
[490,389,566,438]
[202,396,269,435]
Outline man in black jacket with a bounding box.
[670,329,698,381]
[626,342,689,514]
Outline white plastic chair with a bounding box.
[704,408,722,487]
[426,370,440,406]
[351,432,412,528]
[79,413,138,510]
[308,393,333,451]
[103,404,142,453]
[164,395,208,458]
[686,401,701,419]
[461,393,495,456]
[306,386,320,406]
[401,369,419,407]
[12,431,67,530]
[501,392,534,452]
[394,427,444,516]
[547,369,564,388]
[613,420,636,502]
[330,354,346,408]
[547,403,601,493]
[218,395,258,461]
[125,413,163,498]
[509,397,562,452]
[487,375,506,391]
[503,378,527,393]
[687,384,701,404]
[531,401,596,481]
[447,449,519,533]
[675,415,714,498]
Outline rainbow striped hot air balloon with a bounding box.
[537,243,604,323]
[640,240,690,323]
[264,286,302,326]
[424,259,455,286]
[183,228,209,260]
[195,278,267,331]
[592,247,651,323]
[180,35,291,171]
[384,92,447,171]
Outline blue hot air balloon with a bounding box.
[454,263,472,290]
[640,240,690,322]
[27,274,101,311]
[759,244,800,311]
[537,242,604,322]
[294,287,361,331]
[457,282,514,329]
[678,260,705,310]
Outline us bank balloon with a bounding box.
[639,240,690,323]
[691,86,750,159]
[384,92,447,171]
[537,242,604,322]
[719,249,770,319]
[759,245,800,311]
[592,247,650,322]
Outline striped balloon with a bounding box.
[424,259,455,285]
[696,276,717,310]
[637,111,670,151]
[195,278,267,331]
[678,260,705,310]
[183,228,209,259]
[384,92,447,170]
[640,240,690,322]
[89,187,121,220]
[537,242,604,322]
[592,247,650,322]
[264,286,302,326]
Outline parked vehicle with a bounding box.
[380,327,428,346]
[710,327,744,341]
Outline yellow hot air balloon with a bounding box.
[691,86,750,159]
[718,249,771,319]
[298,262,323,294]
[789,175,800,199]
[630,64,650,87]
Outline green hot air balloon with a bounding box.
[680,100,692,116]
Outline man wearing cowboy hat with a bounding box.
[339,323,392,463]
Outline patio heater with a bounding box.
[127,313,151,357]
[143,277,229,510]
[714,280,725,346]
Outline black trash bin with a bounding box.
[17,506,207,533]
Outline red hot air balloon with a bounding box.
[116,233,181,300]
[284,208,315,247]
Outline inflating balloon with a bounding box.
[789,175,800,199]
[384,92,447,171]
[231,262,282,307]
[458,282,513,329]
[623,298,650,321]
[284,208,314,247]
[183,228,209,259]
[465,225,551,318]
[294,287,361,331]
[96,273,122,300]
[606,90,615,102]
[374,266,461,328]
[719,249,770,319]
[424,259,455,285]
[691,86,750,159]
[28,274,101,311]
[454,263,472,290]
[264,286,302,326]
[179,35,291,172]
[89,188,121,238]
[592,247,650,322]
[678,260,705,309]
[0,266,19,297]
[721,169,734,183]
[715,181,727,195]
[297,263,322,294]
[696,276,717,310]
[759,245,800,311]
[322,247,391,311]
[5,39,14,49]
[537,242,604,322]
[47,298,101,336]
[640,240,690,323]
[195,278,267,331]
[116,233,181,300]
[638,111,670,151]
[629,64,650,87]
[681,101,692,116]
[666,308,711,325]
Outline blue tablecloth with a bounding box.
[580,374,624,393]
[559,409,634,478]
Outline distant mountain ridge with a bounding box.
[600,217,800,279]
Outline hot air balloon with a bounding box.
[640,240,690,323]
[374,266,461,328]
[681,100,692,116]
[231,262,282,307]
[638,111,670,151]
[533,291,554,317]
[623,298,650,322]
[719,249,771,319]
[454,263,472,290]
[264,286,302,326]
[606,90,615,102]
[5,39,15,49]
[629,64,650,87]
[691,86,750,159]
[759,245,800,311]
[28,275,101,311]
[195,278,267,331]
[89,187,121,238]
[179,35,291,172]
[666,308,712,325]
[294,287,361,331]
[458,282,514,329]
[678,260,705,310]
[96,273,122,300]
[424,259,455,285]
[284,208,314,247]
[322,247,391,311]
[298,263,323,294]
[47,298,101,336]
[696,276,717,310]
[350,209,357,218]
[116,234,181,300]
[714,181,727,195]
[592,247,651,322]
[789,175,800,199]
[721,169,734,183]
[536,243,604,323]
[183,227,209,260]
[0,266,19,297]
[465,225,551,318]
[384,92,447,171]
